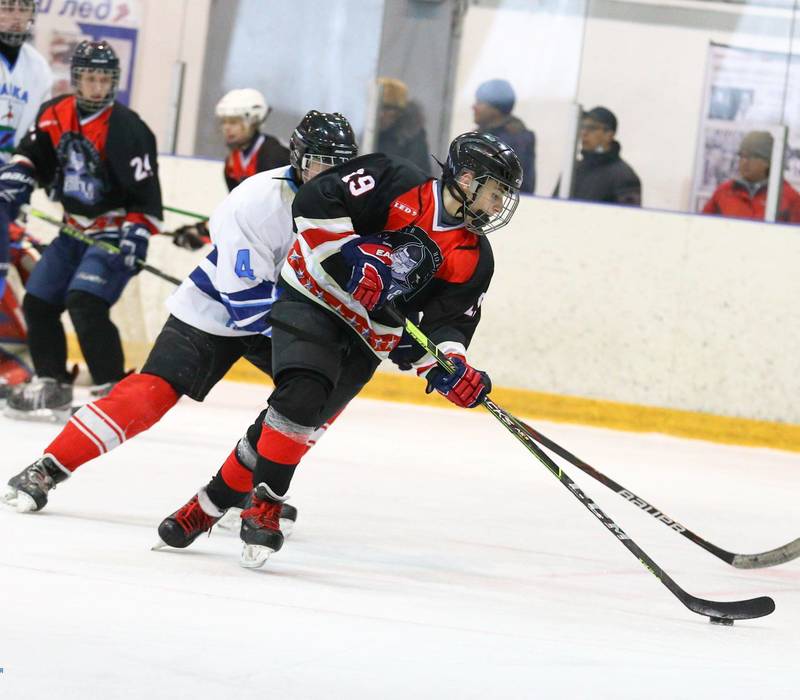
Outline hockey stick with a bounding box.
[26,208,182,286]
[513,419,800,569]
[164,204,207,220]
[386,308,775,622]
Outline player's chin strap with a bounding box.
[23,206,182,286]
[433,156,489,233]
[381,304,775,623]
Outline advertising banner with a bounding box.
[33,0,142,105]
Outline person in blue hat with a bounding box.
[472,79,535,194]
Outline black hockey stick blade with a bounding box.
[514,417,800,570]
[683,593,775,621]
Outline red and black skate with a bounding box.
[155,489,223,549]
[239,482,285,568]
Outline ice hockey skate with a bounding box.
[154,489,298,551]
[2,455,71,513]
[239,483,285,568]
[217,498,298,538]
[153,488,224,550]
[4,376,73,422]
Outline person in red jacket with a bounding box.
[702,130,800,223]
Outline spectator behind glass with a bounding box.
[557,106,641,206]
[376,77,431,176]
[472,79,535,194]
[702,130,800,223]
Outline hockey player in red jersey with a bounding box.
[1,40,162,421]
[2,112,358,541]
[171,88,289,251]
[233,131,522,567]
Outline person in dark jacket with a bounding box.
[375,77,431,176]
[559,106,641,205]
[472,79,535,194]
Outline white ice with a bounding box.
[1,380,798,699]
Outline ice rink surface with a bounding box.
[1,380,799,699]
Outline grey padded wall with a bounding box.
[194,0,386,159]
[375,0,466,162]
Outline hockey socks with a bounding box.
[45,372,180,471]
[251,408,316,497]
[204,406,346,513]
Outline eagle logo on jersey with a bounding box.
[386,225,443,302]
[55,132,108,206]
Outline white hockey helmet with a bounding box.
[215,88,269,127]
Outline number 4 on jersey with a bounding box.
[235,249,255,279]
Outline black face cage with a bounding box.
[461,174,520,236]
[71,65,120,113]
[0,0,35,48]
[290,132,355,179]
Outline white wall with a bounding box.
[467,196,800,423]
[131,0,212,155]
[58,155,799,425]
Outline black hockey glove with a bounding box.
[112,223,150,274]
[0,161,36,220]
[171,222,210,250]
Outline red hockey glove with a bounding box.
[340,236,393,311]
[425,354,492,409]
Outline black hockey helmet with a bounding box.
[289,110,358,182]
[71,40,121,113]
[440,132,523,235]
[0,0,35,48]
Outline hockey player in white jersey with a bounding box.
[0,0,53,400]
[2,111,358,545]
[0,0,51,159]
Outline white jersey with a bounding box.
[0,43,52,162]
[166,166,298,337]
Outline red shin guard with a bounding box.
[46,373,180,471]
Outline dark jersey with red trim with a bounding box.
[15,95,162,234]
[224,133,289,191]
[281,153,493,362]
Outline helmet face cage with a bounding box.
[71,40,120,113]
[461,174,520,235]
[443,132,523,235]
[0,0,35,48]
[289,111,357,181]
[299,152,351,179]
